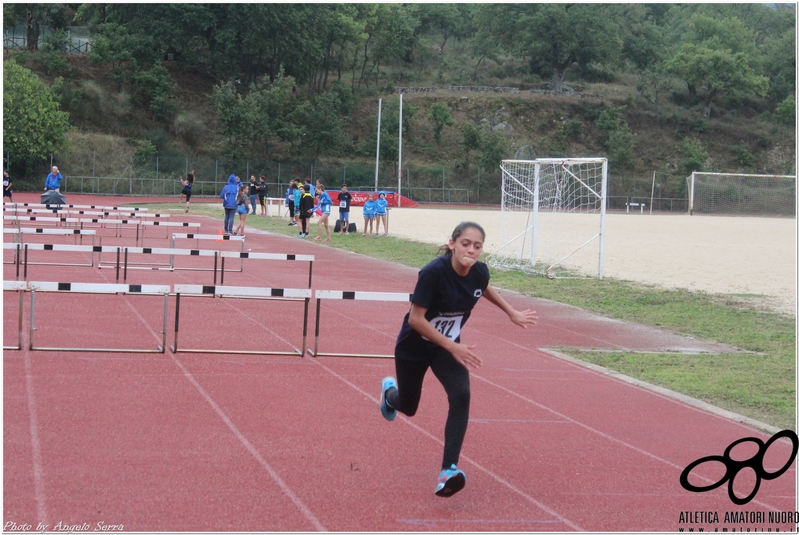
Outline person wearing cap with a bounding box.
[44,166,64,192]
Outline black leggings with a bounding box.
[387,349,471,469]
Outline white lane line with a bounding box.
[309,358,584,531]
[24,350,48,525]
[168,354,325,532]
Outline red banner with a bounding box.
[328,191,418,208]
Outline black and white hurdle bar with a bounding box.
[115,247,224,285]
[3,281,26,350]
[4,215,144,242]
[4,202,148,212]
[170,233,245,272]
[3,228,96,265]
[2,243,125,280]
[218,251,315,286]
[171,284,312,356]
[27,281,170,353]
[309,290,413,358]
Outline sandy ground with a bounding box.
[371,207,796,317]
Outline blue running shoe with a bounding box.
[435,464,466,497]
[380,377,397,421]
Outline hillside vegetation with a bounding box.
[3,4,795,203]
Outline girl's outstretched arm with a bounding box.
[482,285,538,328]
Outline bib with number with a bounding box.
[423,314,464,342]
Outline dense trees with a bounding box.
[3,3,794,176]
[3,60,71,166]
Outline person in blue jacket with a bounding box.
[219,174,239,236]
[44,166,63,191]
[374,191,389,236]
[313,184,333,242]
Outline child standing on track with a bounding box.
[379,221,538,497]
[362,193,376,237]
[374,191,388,236]
[297,184,314,238]
[220,174,239,236]
[234,183,249,236]
[3,170,12,201]
[314,184,333,242]
[337,184,353,234]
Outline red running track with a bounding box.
[3,193,796,532]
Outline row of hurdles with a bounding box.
[4,280,413,359]
[3,230,286,285]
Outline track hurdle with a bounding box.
[138,220,201,241]
[4,202,148,212]
[4,215,144,242]
[308,290,412,358]
[170,233,245,272]
[171,284,312,356]
[116,247,223,285]
[218,251,315,286]
[3,228,97,265]
[3,280,26,350]
[27,281,170,353]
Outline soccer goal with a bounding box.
[687,172,796,216]
[488,158,608,278]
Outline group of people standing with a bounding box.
[284,179,389,240]
[217,174,269,236]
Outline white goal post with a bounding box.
[488,158,608,278]
[688,172,796,216]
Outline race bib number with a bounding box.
[339,200,347,208]
[424,314,464,341]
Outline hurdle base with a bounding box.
[30,345,165,353]
[171,347,303,356]
[306,349,394,359]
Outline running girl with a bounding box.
[181,171,195,213]
[379,221,537,497]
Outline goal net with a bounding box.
[488,158,608,278]
[688,172,796,216]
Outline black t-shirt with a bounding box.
[338,191,352,212]
[395,255,490,360]
[249,180,258,195]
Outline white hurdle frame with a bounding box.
[219,251,315,287]
[309,290,413,358]
[27,281,170,353]
[171,284,312,356]
[115,246,224,285]
[4,280,27,350]
[171,233,245,272]
[3,228,96,265]
[4,202,148,212]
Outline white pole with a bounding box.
[650,171,656,215]
[398,93,402,207]
[598,159,608,279]
[531,162,541,266]
[375,98,382,192]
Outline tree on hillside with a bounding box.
[211,72,300,159]
[3,60,71,168]
[427,102,454,144]
[291,91,351,166]
[474,4,621,92]
[3,3,69,51]
[664,13,769,117]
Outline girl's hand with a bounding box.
[509,308,538,328]
[449,342,482,369]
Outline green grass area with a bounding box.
[141,202,797,431]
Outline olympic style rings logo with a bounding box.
[679,429,798,505]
